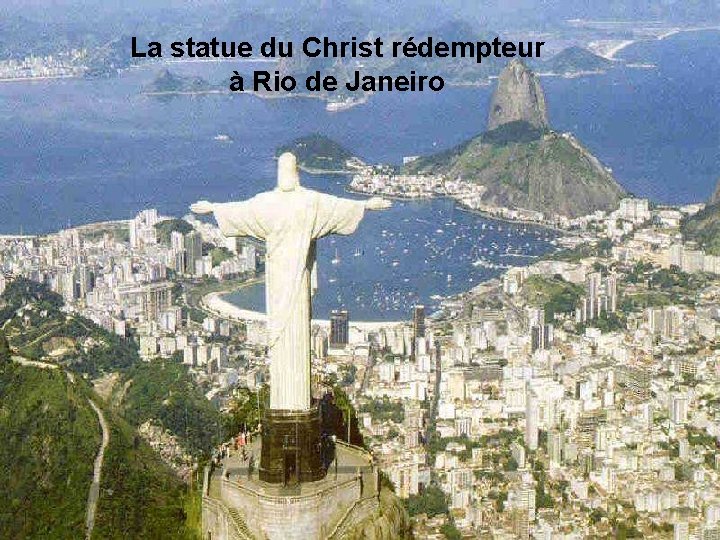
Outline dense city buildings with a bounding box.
[2,194,720,538]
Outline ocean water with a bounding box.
[0,30,718,319]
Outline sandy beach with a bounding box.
[202,291,405,331]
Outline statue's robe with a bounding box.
[213,188,365,411]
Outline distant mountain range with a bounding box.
[5,0,719,30]
[278,20,509,91]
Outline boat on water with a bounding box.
[325,95,367,112]
[331,248,340,265]
[214,134,233,142]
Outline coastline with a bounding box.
[0,74,79,83]
[590,25,720,60]
[202,290,404,330]
[299,165,354,175]
[202,189,571,327]
[453,202,569,234]
[344,185,569,232]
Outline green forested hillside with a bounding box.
[0,278,222,454]
[682,202,720,256]
[542,46,614,74]
[91,409,198,539]
[0,278,139,376]
[0,278,210,538]
[0,363,99,539]
[0,361,201,539]
[521,274,584,320]
[118,361,222,455]
[276,133,355,172]
[406,122,625,218]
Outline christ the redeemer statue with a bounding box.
[191,153,390,412]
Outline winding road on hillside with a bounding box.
[9,354,108,537]
[85,399,110,540]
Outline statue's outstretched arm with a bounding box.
[190,200,215,215]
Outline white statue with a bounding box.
[191,152,390,411]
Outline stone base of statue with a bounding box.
[259,407,325,484]
[201,431,413,539]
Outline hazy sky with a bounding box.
[3,0,716,29]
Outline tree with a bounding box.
[405,485,448,517]
[0,331,10,363]
[154,219,192,245]
[440,520,462,540]
[224,386,268,435]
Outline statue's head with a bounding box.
[277,152,300,192]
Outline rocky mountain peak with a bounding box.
[487,59,549,132]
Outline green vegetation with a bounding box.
[155,219,193,245]
[143,69,214,94]
[6,310,140,376]
[339,364,358,386]
[427,431,522,464]
[440,520,462,540]
[0,363,99,539]
[404,485,448,517]
[0,331,10,363]
[550,238,613,262]
[621,291,673,310]
[622,265,710,310]
[330,384,366,447]
[650,267,710,292]
[488,489,508,512]
[522,275,584,320]
[276,134,355,171]
[0,278,139,376]
[0,277,63,320]
[117,361,223,456]
[78,223,130,244]
[91,409,198,539]
[687,426,716,447]
[359,396,404,423]
[576,311,626,334]
[589,508,607,525]
[682,202,720,255]
[614,520,642,539]
[407,123,624,218]
[224,386,269,435]
[0,279,211,538]
[3,278,227,452]
[210,247,234,266]
[542,46,613,74]
[0,360,200,539]
[531,461,557,510]
[482,120,548,146]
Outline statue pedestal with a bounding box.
[260,408,325,484]
[203,437,392,539]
